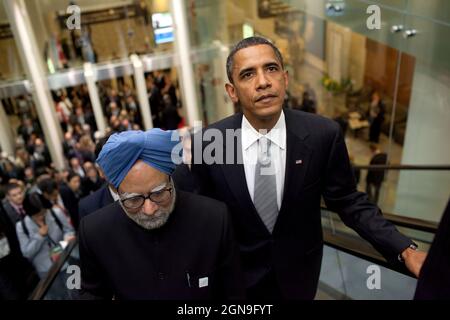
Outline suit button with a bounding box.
[158,272,165,280]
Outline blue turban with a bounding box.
[97,129,181,189]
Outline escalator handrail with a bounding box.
[29,238,78,300]
[321,206,438,233]
[321,207,438,279]
[353,164,450,170]
[323,231,415,278]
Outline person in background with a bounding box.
[69,157,85,178]
[2,183,26,225]
[81,164,104,196]
[78,135,116,221]
[366,143,388,204]
[1,202,39,300]
[59,172,82,231]
[368,90,385,143]
[16,192,74,279]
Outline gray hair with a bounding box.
[226,36,284,84]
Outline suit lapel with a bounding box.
[276,110,312,231]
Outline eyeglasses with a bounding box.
[120,187,173,209]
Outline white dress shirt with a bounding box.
[241,111,286,210]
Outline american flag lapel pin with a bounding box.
[296,159,303,165]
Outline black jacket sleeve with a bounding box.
[322,123,412,264]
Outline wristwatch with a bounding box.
[398,243,418,263]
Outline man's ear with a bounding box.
[225,83,239,104]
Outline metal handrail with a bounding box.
[353,164,450,171]
[29,239,78,300]
[321,206,438,233]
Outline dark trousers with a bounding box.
[366,182,381,204]
[246,269,283,300]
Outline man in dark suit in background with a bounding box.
[1,183,26,225]
[191,37,426,299]
[0,201,39,299]
[78,135,115,221]
[366,143,388,204]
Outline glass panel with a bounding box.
[354,168,450,223]
[318,245,417,299]
[187,0,228,48]
[319,209,431,299]
[393,14,450,223]
[24,0,172,73]
[372,0,408,10]
[406,0,450,25]
[191,47,234,125]
[218,0,404,166]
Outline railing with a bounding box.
[353,164,450,171]
[321,208,436,278]
[29,239,79,300]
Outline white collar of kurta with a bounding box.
[109,186,121,202]
[241,110,286,151]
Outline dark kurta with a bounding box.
[79,190,244,300]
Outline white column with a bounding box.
[215,40,234,119]
[0,101,15,155]
[3,0,65,169]
[130,54,153,130]
[171,0,201,126]
[83,62,107,135]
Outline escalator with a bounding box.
[29,164,447,300]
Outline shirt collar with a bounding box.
[241,110,286,151]
[9,201,24,214]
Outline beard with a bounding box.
[121,190,176,230]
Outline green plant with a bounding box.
[321,74,352,94]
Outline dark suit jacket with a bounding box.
[59,184,80,231]
[414,198,450,299]
[79,190,245,300]
[0,202,39,299]
[191,109,412,299]
[172,164,198,194]
[78,185,114,221]
[366,152,388,185]
[1,199,22,225]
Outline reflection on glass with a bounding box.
[188,0,450,224]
